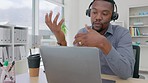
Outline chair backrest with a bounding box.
[132,45,140,78]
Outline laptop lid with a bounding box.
[40,46,102,83]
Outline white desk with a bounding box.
[101,74,148,83]
[16,69,148,83]
[16,69,47,83]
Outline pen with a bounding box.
[0,61,9,83]
[0,62,3,67]
[4,61,15,80]
[30,48,32,55]
[8,61,15,72]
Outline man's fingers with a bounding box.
[85,24,91,32]
[75,33,86,39]
[73,40,77,45]
[45,11,52,25]
[58,18,65,27]
[53,12,60,24]
[45,13,52,28]
[45,13,48,23]
[49,11,53,23]
[73,40,83,46]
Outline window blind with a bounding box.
[45,0,64,7]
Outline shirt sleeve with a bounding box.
[104,30,135,79]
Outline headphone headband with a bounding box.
[88,0,116,11]
[86,0,119,21]
[88,0,94,9]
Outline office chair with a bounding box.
[132,45,140,78]
[132,45,145,79]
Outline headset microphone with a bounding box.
[103,20,111,25]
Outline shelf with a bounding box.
[14,43,27,45]
[0,24,28,63]
[129,15,148,18]
[132,36,148,38]
[129,6,148,72]
[41,39,56,42]
[132,44,148,47]
[130,25,148,28]
[0,43,12,45]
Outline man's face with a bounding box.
[90,0,113,33]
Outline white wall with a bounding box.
[64,0,79,46]
[64,0,148,45]
[79,0,93,28]
[78,0,92,30]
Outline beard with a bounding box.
[92,22,105,33]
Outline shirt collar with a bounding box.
[104,23,113,37]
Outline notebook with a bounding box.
[40,46,102,83]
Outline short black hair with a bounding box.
[93,0,115,4]
[90,0,115,8]
[103,0,115,4]
[103,0,115,12]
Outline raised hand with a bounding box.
[45,11,67,46]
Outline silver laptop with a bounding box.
[40,46,102,83]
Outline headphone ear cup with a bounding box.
[111,12,119,21]
[86,9,91,17]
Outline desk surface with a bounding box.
[16,69,148,83]
[16,69,47,83]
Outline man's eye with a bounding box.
[103,13,108,16]
[102,12,109,16]
[92,11,97,14]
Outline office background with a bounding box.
[0,0,148,79]
[65,0,148,45]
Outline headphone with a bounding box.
[86,0,119,21]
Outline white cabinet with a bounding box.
[0,25,13,63]
[129,6,148,71]
[129,6,148,45]
[0,24,28,74]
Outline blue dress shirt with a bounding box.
[78,23,135,80]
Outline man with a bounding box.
[45,0,135,79]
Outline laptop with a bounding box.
[40,46,102,83]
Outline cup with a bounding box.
[27,54,41,77]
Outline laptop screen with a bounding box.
[40,46,102,83]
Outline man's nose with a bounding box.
[95,13,102,20]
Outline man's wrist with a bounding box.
[57,42,62,46]
[100,41,111,55]
[57,41,67,46]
